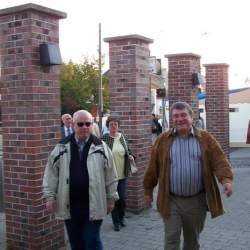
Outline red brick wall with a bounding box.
[104,35,153,211]
[0,4,66,249]
[165,53,201,125]
[203,63,230,156]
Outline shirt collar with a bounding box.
[74,135,90,144]
[172,126,195,136]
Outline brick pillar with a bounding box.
[0,4,66,249]
[165,53,201,125]
[104,34,153,212]
[203,63,230,156]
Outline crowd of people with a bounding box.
[43,102,233,250]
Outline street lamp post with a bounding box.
[98,23,103,132]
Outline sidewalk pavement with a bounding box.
[1,147,250,250]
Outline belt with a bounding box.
[170,190,205,198]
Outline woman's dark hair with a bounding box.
[106,114,120,127]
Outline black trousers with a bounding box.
[111,178,127,225]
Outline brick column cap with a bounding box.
[165,53,201,59]
[0,3,67,19]
[104,34,153,44]
[203,63,229,68]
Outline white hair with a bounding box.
[73,110,93,122]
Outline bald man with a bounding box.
[43,110,118,250]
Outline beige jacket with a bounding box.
[43,136,118,220]
[144,127,233,219]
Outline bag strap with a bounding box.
[120,133,130,155]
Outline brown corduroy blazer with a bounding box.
[143,127,233,219]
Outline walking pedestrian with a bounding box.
[102,114,135,232]
[151,113,162,144]
[43,110,118,250]
[144,101,233,250]
[61,113,73,138]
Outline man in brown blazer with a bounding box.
[144,101,233,250]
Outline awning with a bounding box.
[196,87,250,100]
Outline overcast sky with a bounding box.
[1,0,250,89]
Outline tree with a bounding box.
[60,58,109,116]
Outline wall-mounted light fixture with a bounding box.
[39,43,63,65]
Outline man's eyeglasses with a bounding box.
[77,122,92,127]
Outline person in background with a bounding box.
[101,123,109,135]
[102,115,134,232]
[101,113,110,135]
[61,113,73,138]
[151,113,162,144]
[198,113,205,129]
[43,110,118,250]
[246,119,250,144]
[92,117,101,138]
[144,101,233,250]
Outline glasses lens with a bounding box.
[85,122,91,127]
[77,122,84,127]
[77,122,92,127]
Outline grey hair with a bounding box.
[73,110,93,122]
[170,102,193,117]
[61,113,72,121]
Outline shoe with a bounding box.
[114,224,120,231]
[120,220,126,227]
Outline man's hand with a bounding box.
[107,198,115,214]
[46,200,57,213]
[145,195,153,207]
[223,182,233,197]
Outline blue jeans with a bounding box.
[111,178,127,225]
[65,217,103,250]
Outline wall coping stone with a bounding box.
[165,53,201,59]
[203,63,229,67]
[0,3,67,19]
[104,34,153,43]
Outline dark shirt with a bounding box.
[69,135,92,219]
[61,126,73,139]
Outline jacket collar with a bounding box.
[59,133,102,146]
[167,126,201,138]
[172,127,194,136]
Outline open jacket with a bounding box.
[102,132,133,177]
[43,134,118,220]
[144,127,233,219]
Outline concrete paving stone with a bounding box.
[0,147,250,249]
